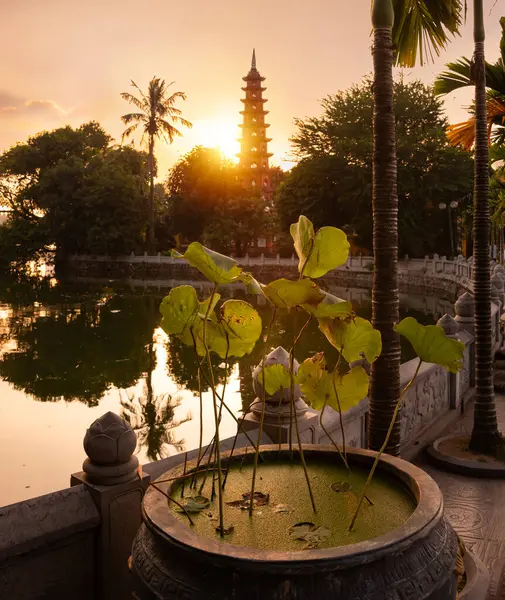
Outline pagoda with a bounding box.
[237,49,273,197]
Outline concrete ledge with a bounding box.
[460,550,490,599]
[427,435,505,478]
[0,484,100,560]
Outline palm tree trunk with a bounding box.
[148,135,156,253]
[470,0,502,455]
[369,0,401,456]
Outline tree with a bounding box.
[469,1,504,455]
[121,77,192,252]
[0,124,149,266]
[435,5,505,456]
[280,78,472,258]
[369,0,463,455]
[165,146,270,254]
[434,17,505,151]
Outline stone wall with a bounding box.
[0,485,99,600]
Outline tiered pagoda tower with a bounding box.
[237,49,273,196]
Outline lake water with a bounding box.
[0,275,455,506]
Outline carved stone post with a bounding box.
[71,412,150,600]
[454,292,475,387]
[241,346,319,443]
[437,314,460,410]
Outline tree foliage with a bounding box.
[164,147,271,255]
[277,77,473,257]
[0,123,149,267]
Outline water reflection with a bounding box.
[0,278,452,490]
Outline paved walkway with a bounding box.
[415,397,505,599]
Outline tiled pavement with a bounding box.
[415,398,505,599]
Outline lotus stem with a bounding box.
[202,283,225,537]
[349,359,423,531]
[249,306,276,516]
[151,482,194,526]
[290,313,316,512]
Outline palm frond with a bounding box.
[446,94,505,151]
[447,118,476,151]
[121,112,146,125]
[121,123,139,141]
[392,0,463,68]
[120,92,147,112]
[130,79,149,106]
[434,57,471,95]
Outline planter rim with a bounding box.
[142,444,444,570]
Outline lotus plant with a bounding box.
[159,216,465,536]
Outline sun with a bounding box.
[193,118,240,161]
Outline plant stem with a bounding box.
[290,313,316,512]
[293,386,317,512]
[349,358,422,531]
[181,452,188,498]
[202,283,225,537]
[151,482,194,526]
[249,306,276,516]
[249,368,267,516]
[320,400,350,473]
[288,314,312,457]
[332,359,347,459]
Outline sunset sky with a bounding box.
[0,0,504,177]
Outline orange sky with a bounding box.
[0,0,504,177]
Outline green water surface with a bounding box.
[169,458,416,551]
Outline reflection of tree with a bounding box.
[0,295,154,405]
[121,389,188,461]
[165,334,235,394]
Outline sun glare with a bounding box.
[193,118,240,161]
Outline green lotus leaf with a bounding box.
[183,242,243,284]
[177,495,210,513]
[394,317,465,373]
[205,300,262,359]
[297,355,367,413]
[318,316,382,364]
[262,278,324,310]
[303,291,352,319]
[159,286,199,336]
[257,364,291,396]
[240,271,264,295]
[334,366,369,412]
[290,215,350,279]
[296,353,332,410]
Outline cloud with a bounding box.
[0,90,70,118]
[24,99,68,116]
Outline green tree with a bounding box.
[165,146,269,254]
[369,0,463,455]
[121,77,192,252]
[0,124,150,266]
[281,77,472,257]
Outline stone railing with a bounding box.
[3,265,505,600]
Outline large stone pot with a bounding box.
[131,445,458,599]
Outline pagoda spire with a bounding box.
[237,50,273,199]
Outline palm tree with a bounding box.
[121,77,191,252]
[435,17,505,151]
[369,0,463,455]
[434,4,505,456]
[468,1,504,455]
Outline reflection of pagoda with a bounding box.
[237,49,273,198]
